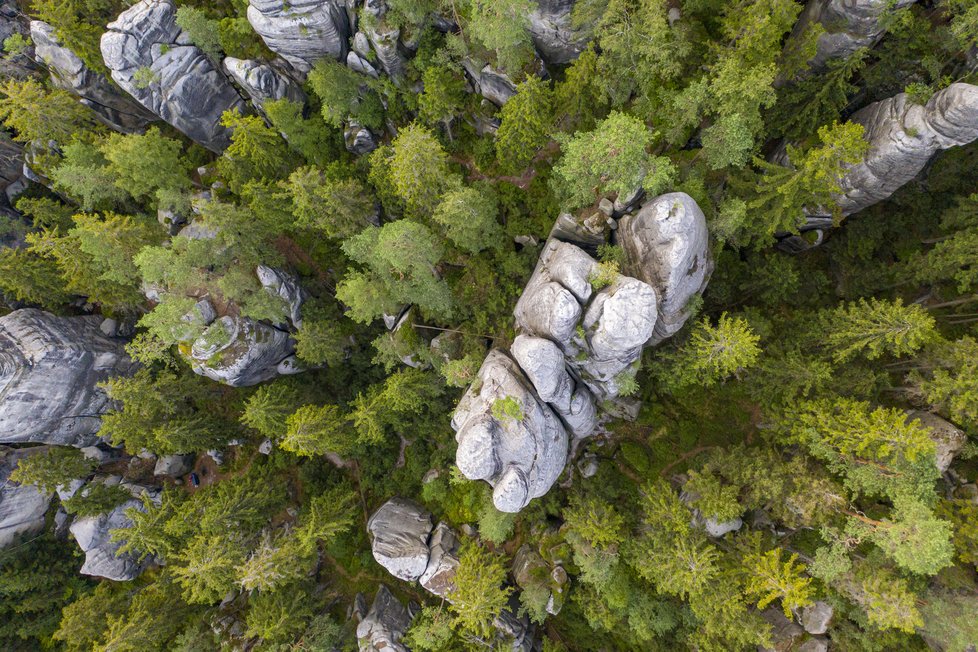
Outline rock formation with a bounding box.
[366,498,532,649]
[462,59,519,106]
[100,0,248,152]
[909,411,968,474]
[790,0,917,74]
[31,20,156,133]
[188,315,297,387]
[0,448,52,548]
[0,309,135,447]
[356,585,412,652]
[223,57,306,113]
[246,0,350,74]
[69,486,156,581]
[452,192,711,512]
[529,0,591,65]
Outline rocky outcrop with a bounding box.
[100,0,248,151]
[618,192,712,344]
[257,264,305,328]
[366,498,532,649]
[909,411,968,474]
[69,486,156,581]
[453,349,570,513]
[0,309,135,447]
[529,0,590,65]
[31,20,156,133]
[790,0,917,74]
[246,0,350,74]
[153,453,194,477]
[462,59,518,106]
[834,83,978,216]
[0,448,52,548]
[453,193,710,512]
[367,497,433,582]
[188,316,296,387]
[223,57,306,113]
[356,585,412,652]
[0,131,24,204]
[0,0,39,80]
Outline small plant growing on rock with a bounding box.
[491,395,524,423]
[132,66,159,89]
[588,260,619,290]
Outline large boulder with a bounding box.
[188,316,296,387]
[367,497,433,581]
[0,448,52,548]
[223,57,306,113]
[0,309,135,446]
[69,488,155,581]
[909,411,968,474]
[790,0,917,74]
[453,350,569,513]
[528,0,591,65]
[247,0,350,74]
[100,0,248,151]
[618,192,712,344]
[833,83,978,217]
[31,20,156,133]
[356,585,411,652]
[418,522,459,599]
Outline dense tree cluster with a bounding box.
[0,0,977,650]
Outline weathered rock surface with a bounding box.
[0,0,38,81]
[419,522,459,598]
[31,20,156,133]
[832,83,978,217]
[0,309,135,446]
[367,497,433,581]
[759,608,805,652]
[69,488,155,581]
[247,0,350,73]
[801,600,834,635]
[153,453,194,477]
[791,0,917,74]
[356,585,411,652]
[462,59,519,106]
[529,0,590,65]
[453,193,710,512]
[909,410,968,474]
[101,0,248,151]
[0,131,23,201]
[618,192,712,344]
[0,448,52,548]
[453,349,569,513]
[223,57,306,113]
[257,265,305,328]
[189,316,296,387]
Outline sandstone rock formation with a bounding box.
[0,309,135,447]
[31,20,156,133]
[618,192,712,344]
[247,0,350,74]
[257,264,305,328]
[356,585,412,652]
[366,498,532,649]
[462,60,518,106]
[453,193,710,512]
[834,83,978,216]
[790,0,917,74]
[909,410,968,474]
[529,0,591,65]
[223,57,306,113]
[101,0,248,152]
[69,486,155,581]
[0,448,52,548]
[188,315,296,387]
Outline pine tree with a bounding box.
[658,313,761,392]
[495,77,553,175]
[448,540,514,640]
[432,186,504,253]
[283,404,353,456]
[820,297,937,363]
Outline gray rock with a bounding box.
[99,318,119,337]
[577,454,599,478]
[188,316,296,387]
[101,0,248,152]
[0,309,135,446]
[183,299,217,328]
[462,59,519,106]
[759,608,805,652]
[364,20,408,80]
[356,585,411,652]
[419,521,459,598]
[367,497,433,581]
[832,83,978,218]
[703,515,742,537]
[56,478,85,502]
[452,349,569,513]
[223,57,306,113]
[0,448,52,548]
[908,411,968,474]
[69,492,154,581]
[256,265,305,328]
[247,0,350,73]
[0,0,38,81]
[153,453,193,477]
[790,0,917,74]
[528,0,591,65]
[511,334,596,437]
[345,122,379,155]
[797,639,829,652]
[206,449,225,466]
[258,438,273,455]
[801,600,834,635]
[31,20,156,133]
[0,131,24,201]
[347,50,380,78]
[618,192,712,344]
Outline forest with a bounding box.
[0,0,977,650]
